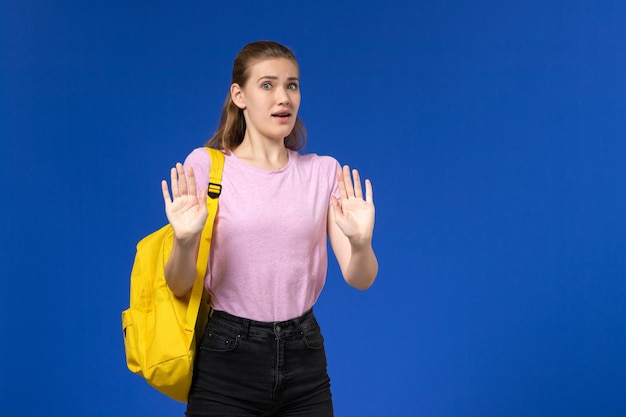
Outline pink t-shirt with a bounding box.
[184,147,340,322]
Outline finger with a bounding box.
[330,195,342,215]
[352,169,363,199]
[176,163,188,195]
[161,180,172,206]
[342,165,355,198]
[365,179,374,204]
[187,165,197,198]
[170,167,179,198]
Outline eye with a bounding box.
[262,82,272,90]
[287,83,298,90]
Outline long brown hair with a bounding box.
[205,41,306,152]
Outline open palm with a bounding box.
[331,165,375,245]
[161,163,208,240]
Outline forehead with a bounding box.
[247,58,300,79]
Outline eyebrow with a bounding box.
[257,75,300,82]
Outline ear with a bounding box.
[230,83,246,109]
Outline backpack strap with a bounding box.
[207,147,224,199]
[185,148,225,330]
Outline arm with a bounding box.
[161,163,208,297]
[328,165,378,290]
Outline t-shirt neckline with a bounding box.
[227,149,294,174]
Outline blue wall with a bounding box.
[2,1,626,416]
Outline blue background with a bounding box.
[2,1,626,416]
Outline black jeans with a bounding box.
[186,309,334,417]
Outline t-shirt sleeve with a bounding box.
[183,147,212,199]
[327,157,341,204]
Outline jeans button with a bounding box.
[275,325,281,332]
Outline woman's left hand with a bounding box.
[331,165,375,246]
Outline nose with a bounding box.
[276,87,290,106]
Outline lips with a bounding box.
[272,111,291,118]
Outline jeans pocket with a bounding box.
[200,324,238,353]
[301,324,325,350]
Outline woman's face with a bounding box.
[233,58,301,143]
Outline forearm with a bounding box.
[341,241,378,290]
[164,235,201,297]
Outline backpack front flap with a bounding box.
[123,221,209,402]
[123,225,197,364]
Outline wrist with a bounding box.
[348,236,373,252]
[173,232,202,249]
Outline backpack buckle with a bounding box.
[207,182,222,199]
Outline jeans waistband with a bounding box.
[209,309,317,338]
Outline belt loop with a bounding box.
[293,313,304,335]
[241,318,250,339]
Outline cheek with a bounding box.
[248,97,270,115]
[291,93,302,109]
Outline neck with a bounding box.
[233,132,289,171]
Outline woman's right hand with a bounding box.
[161,163,208,241]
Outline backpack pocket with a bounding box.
[122,308,142,374]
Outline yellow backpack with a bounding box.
[122,147,224,403]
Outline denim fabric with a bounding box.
[186,309,334,417]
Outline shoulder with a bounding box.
[184,147,212,168]
[293,151,340,171]
[293,152,340,197]
[182,148,216,191]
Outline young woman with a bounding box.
[161,40,378,417]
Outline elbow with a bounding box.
[336,246,378,290]
[344,270,377,291]
[350,280,374,291]
[166,276,193,298]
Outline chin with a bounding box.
[275,129,296,140]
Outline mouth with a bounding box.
[271,111,292,119]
